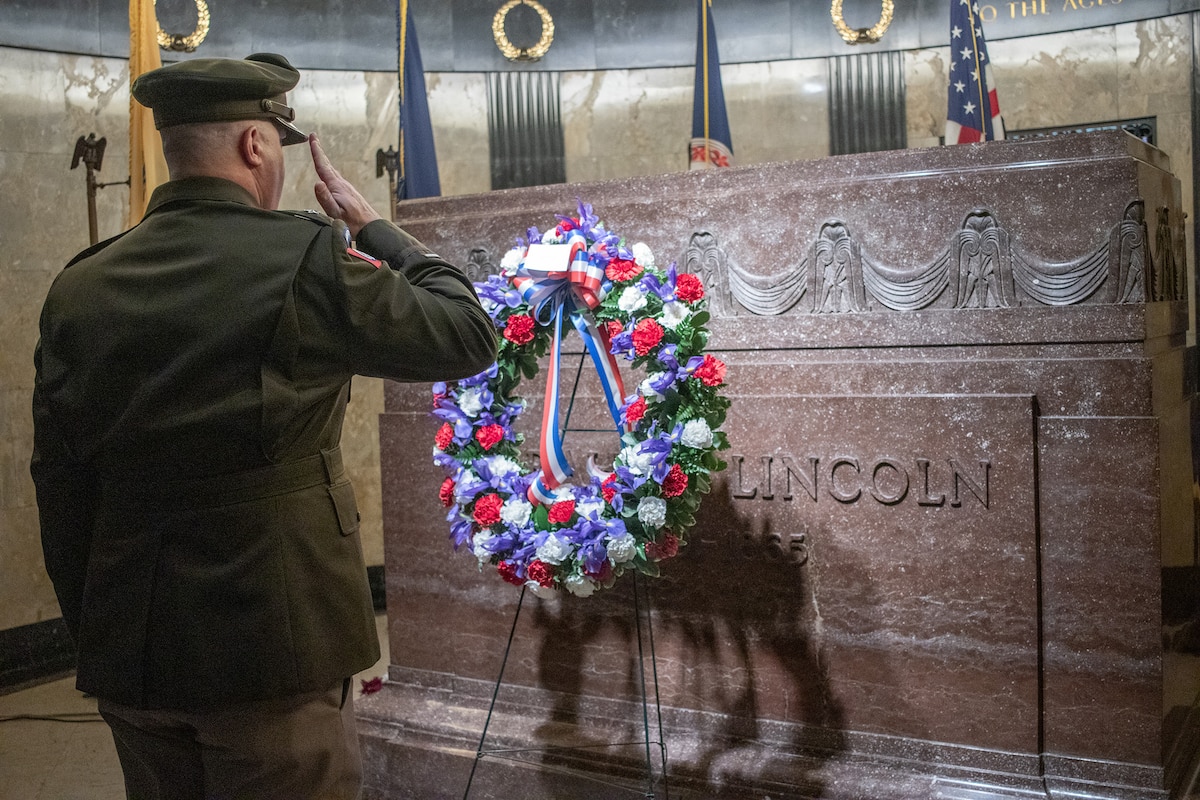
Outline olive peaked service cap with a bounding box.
[132,53,308,146]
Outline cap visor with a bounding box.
[276,118,308,146]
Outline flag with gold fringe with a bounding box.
[128,0,169,227]
[689,0,733,169]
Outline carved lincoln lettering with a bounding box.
[731,455,758,499]
[778,455,819,501]
[729,454,991,509]
[828,457,862,503]
[916,457,946,507]
[950,459,991,508]
[869,458,910,505]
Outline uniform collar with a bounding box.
[144,177,261,215]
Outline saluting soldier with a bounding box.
[31,53,497,799]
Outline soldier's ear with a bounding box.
[238,123,266,168]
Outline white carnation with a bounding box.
[680,418,714,449]
[637,497,667,529]
[617,285,647,313]
[607,534,638,564]
[576,497,605,519]
[458,387,485,417]
[536,534,573,565]
[638,374,667,400]
[631,242,655,268]
[486,456,522,478]
[619,444,656,476]
[472,533,495,564]
[500,248,524,275]
[660,301,689,330]
[500,498,533,526]
[564,574,597,598]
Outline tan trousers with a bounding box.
[97,680,362,800]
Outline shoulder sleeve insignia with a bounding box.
[347,247,383,269]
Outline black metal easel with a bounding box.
[462,353,670,799]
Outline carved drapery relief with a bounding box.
[682,231,735,317]
[459,198,1181,317]
[464,247,495,284]
[711,199,1179,315]
[1108,201,1147,304]
[811,223,867,313]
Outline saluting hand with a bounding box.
[309,134,382,239]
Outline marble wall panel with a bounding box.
[425,72,492,198]
[0,49,129,632]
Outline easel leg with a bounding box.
[464,585,527,799]
[633,571,669,799]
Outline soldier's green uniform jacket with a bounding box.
[31,177,497,711]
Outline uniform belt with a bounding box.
[102,447,345,510]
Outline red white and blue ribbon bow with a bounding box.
[513,234,628,504]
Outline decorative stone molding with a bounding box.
[712,199,1178,316]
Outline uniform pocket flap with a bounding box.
[328,479,360,536]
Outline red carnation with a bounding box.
[498,560,525,586]
[434,422,455,451]
[624,396,647,425]
[547,499,576,525]
[661,464,688,498]
[631,318,664,356]
[439,477,456,508]
[603,319,624,340]
[645,533,680,561]
[605,257,643,282]
[693,354,727,387]
[503,314,536,345]
[675,273,705,303]
[527,559,555,587]
[601,473,619,503]
[472,493,504,527]
[475,423,505,451]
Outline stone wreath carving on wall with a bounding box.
[701,199,1183,316]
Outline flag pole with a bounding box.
[702,0,711,165]
[398,0,408,187]
[965,1,989,141]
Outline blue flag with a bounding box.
[398,1,440,199]
[690,0,733,169]
[945,0,1004,144]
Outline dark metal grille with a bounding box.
[828,51,907,156]
[1005,117,1157,146]
[487,71,566,190]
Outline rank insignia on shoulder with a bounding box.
[347,247,383,269]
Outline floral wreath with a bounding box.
[431,202,730,597]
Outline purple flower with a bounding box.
[476,275,523,314]
[432,402,474,440]
[449,516,473,549]
[638,271,673,302]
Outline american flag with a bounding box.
[945,0,1004,144]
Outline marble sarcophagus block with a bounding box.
[358,131,1200,799]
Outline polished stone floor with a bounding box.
[2,618,1198,799]
[0,614,392,800]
